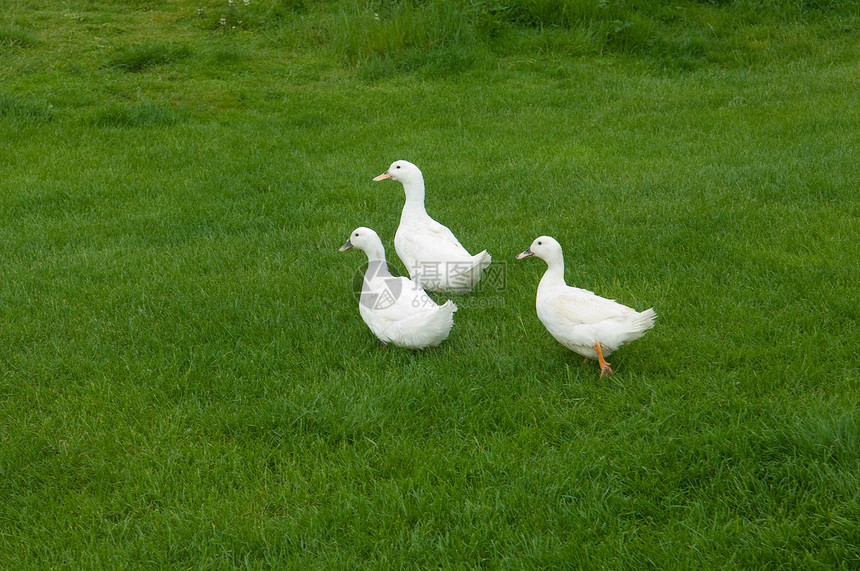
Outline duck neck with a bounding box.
[364,245,393,278]
[400,176,427,216]
[539,256,567,288]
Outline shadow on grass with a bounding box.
[0,94,53,125]
[106,43,192,73]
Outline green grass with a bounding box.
[1,0,859,567]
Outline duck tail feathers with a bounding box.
[635,308,657,332]
[472,250,492,270]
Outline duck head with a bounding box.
[339,227,386,262]
[516,236,564,263]
[373,160,423,185]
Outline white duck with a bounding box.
[516,236,656,377]
[339,227,457,349]
[373,160,491,293]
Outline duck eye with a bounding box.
[396,165,401,169]
[354,232,359,237]
[537,241,542,245]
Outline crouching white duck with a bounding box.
[516,236,656,377]
[339,227,457,349]
[373,160,491,293]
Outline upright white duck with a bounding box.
[516,236,656,377]
[373,160,491,293]
[339,227,457,349]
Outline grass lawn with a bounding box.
[1,0,859,567]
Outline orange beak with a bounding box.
[373,171,393,181]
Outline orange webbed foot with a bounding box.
[593,343,614,378]
[599,362,614,378]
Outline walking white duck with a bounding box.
[339,227,457,349]
[373,160,491,293]
[516,236,656,377]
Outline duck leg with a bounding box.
[593,343,614,378]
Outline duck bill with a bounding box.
[372,171,392,182]
[515,248,534,260]
[338,240,354,252]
